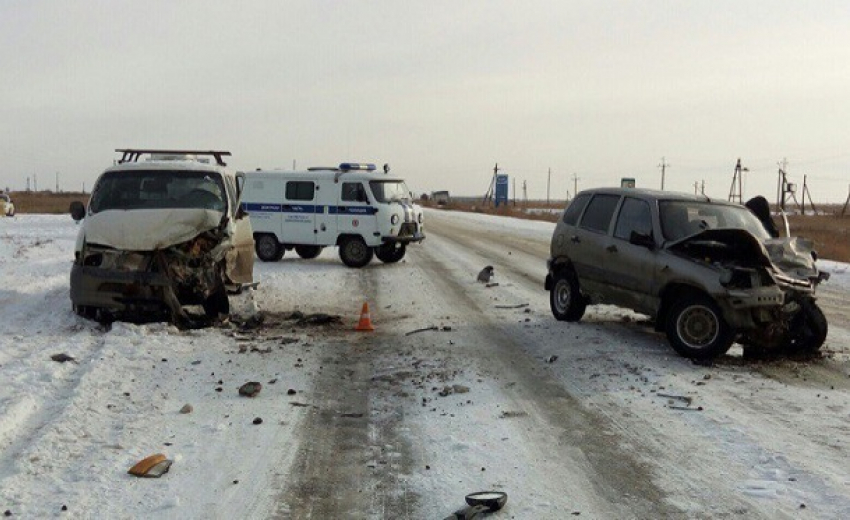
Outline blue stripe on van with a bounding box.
[243,203,377,215]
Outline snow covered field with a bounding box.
[2,211,850,519]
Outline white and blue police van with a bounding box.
[241,163,425,268]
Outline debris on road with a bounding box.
[238,382,262,397]
[50,353,77,364]
[476,265,494,283]
[438,384,470,397]
[252,417,263,425]
[127,454,172,478]
[444,491,508,520]
[546,355,558,363]
[340,412,364,418]
[406,326,439,336]
[179,404,193,414]
[495,303,529,309]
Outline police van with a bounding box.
[242,163,425,268]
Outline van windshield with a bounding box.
[660,200,772,242]
[369,180,410,203]
[89,170,227,214]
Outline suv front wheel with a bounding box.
[665,294,735,359]
[549,270,586,322]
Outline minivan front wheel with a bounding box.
[666,294,734,359]
[549,270,586,322]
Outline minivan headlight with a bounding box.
[417,213,423,224]
[391,214,400,225]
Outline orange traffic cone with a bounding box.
[355,302,375,331]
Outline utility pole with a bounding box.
[700,180,705,195]
[547,168,551,206]
[694,181,699,195]
[512,178,516,206]
[522,180,527,207]
[658,157,670,190]
[572,173,579,197]
[55,172,59,193]
[728,158,748,203]
[483,163,499,206]
[34,174,38,192]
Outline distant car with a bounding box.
[69,149,255,326]
[545,188,829,359]
[0,193,14,216]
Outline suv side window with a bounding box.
[614,197,652,240]
[579,194,620,234]
[562,194,591,225]
[286,181,315,201]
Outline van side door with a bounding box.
[572,193,620,299]
[283,180,317,245]
[313,178,336,246]
[603,196,658,314]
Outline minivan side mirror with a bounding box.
[629,230,655,250]
[70,201,86,222]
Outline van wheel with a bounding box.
[787,300,828,353]
[665,294,734,359]
[255,235,284,262]
[549,270,586,321]
[375,243,406,263]
[339,237,373,268]
[295,245,323,259]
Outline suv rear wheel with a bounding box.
[549,270,586,322]
[255,234,284,262]
[665,294,734,359]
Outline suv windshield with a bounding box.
[89,170,227,214]
[369,180,410,203]
[660,200,771,242]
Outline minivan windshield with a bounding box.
[660,200,771,242]
[89,170,227,214]
[369,180,410,203]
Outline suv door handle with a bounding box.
[606,244,618,253]
[570,236,580,244]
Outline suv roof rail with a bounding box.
[115,149,232,167]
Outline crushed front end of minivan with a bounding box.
[70,150,255,327]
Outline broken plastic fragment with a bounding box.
[128,453,172,478]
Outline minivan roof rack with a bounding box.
[115,149,232,167]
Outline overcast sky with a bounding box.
[2,1,850,203]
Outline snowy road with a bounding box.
[2,211,850,519]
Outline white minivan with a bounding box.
[69,149,255,325]
[242,163,425,267]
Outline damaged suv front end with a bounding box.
[70,150,254,326]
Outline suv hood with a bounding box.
[85,208,225,250]
[668,229,819,280]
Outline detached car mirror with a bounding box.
[69,201,86,222]
[629,230,655,250]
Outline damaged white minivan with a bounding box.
[70,149,255,326]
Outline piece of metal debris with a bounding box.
[495,303,529,309]
[179,404,193,414]
[406,326,439,336]
[128,453,172,478]
[340,412,364,418]
[546,355,558,363]
[238,382,262,397]
[50,353,77,364]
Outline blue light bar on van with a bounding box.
[339,163,376,171]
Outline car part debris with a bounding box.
[239,382,262,397]
[444,491,508,520]
[546,355,558,363]
[495,303,529,309]
[128,453,172,478]
[406,326,439,336]
[50,353,78,364]
[179,404,193,414]
[657,393,693,406]
[477,266,494,283]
